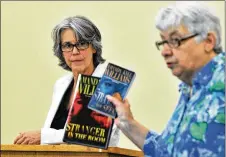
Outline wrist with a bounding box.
[118,117,136,132]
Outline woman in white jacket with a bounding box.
[14,15,120,146]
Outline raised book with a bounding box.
[63,74,114,149]
[88,63,136,118]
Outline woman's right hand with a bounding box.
[107,93,149,150]
[106,93,134,129]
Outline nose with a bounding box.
[161,44,172,57]
[72,46,80,55]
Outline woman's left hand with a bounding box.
[14,130,41,145]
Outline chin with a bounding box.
[71,66,85,73]
[171,69,182,78]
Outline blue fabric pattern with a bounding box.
[143,52,225,157]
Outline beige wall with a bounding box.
[1,1,225,150]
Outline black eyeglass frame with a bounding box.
[60,40,92,52]
[155,33,199,50]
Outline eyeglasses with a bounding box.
[155,33,199,50]
[60,40,91,52]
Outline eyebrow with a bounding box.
[61,40,77,44]
[160,30,180,39]
[61,41,71,45]
[169,30,180,36]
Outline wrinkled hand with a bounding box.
[14,130,41,145]
[107,93,134,129]
[107,93,148,150]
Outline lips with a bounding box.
[166,62,174,68]
[70,59,84,66]
[71,59,84,63]
[72,59,83,61]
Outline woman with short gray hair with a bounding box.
[107,2,225,157]
[52,15,105,71]
[14,15,120,147]
[155,1,223,54]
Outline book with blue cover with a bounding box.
[63,74,114,149]
[88,63,136,118]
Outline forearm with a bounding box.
[118,119,149,150]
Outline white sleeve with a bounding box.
[41,128,65,145]
[108,124,120,147]
[40,77,68,145]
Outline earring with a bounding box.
[204,47,211,53]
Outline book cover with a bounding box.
[88,63,136,118]
[63,74,114,149]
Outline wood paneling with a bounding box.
[0,145,144,157]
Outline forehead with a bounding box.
[160,25,189,38]
[60,28,77,43]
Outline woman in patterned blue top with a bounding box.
[107,2,225,157]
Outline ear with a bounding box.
[91,46,97,54]
[204,32,216,53]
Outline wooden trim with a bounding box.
[1,144,144,157]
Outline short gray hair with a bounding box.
[155,1,223,54]
[52,15,105,71]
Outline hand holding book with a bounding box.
[106,95,134,127]
[63,63,136,149]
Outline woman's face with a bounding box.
[159,25,216,84]
[61,28,96,75]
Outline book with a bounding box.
[63,74,114,149]
[88,63,136,118]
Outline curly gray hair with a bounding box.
[52,15,105,71]
[155,2,223,54]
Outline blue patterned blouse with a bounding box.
[143,52,225,157]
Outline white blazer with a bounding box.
[41,62,120,146]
